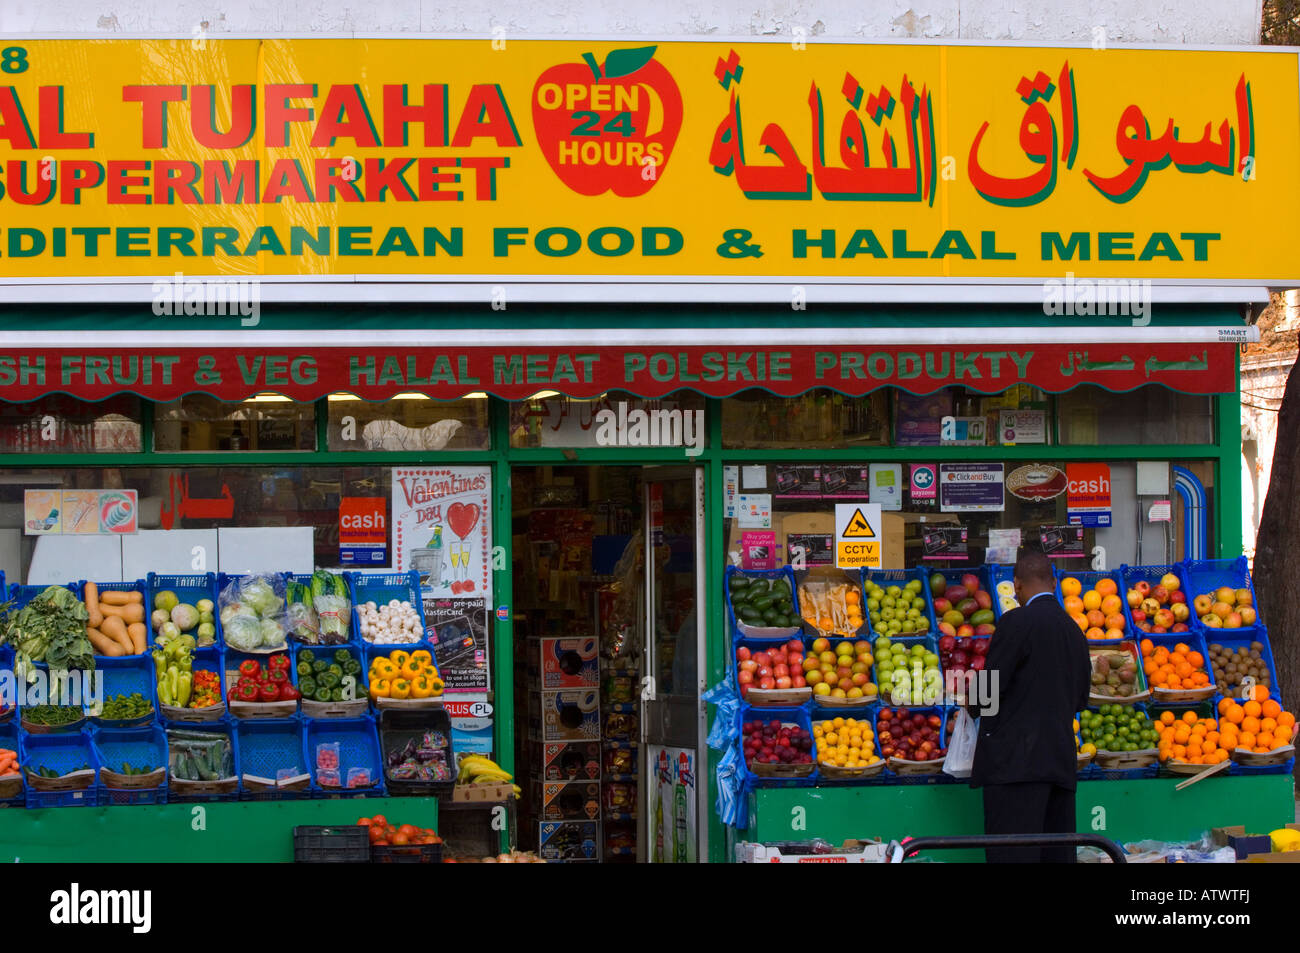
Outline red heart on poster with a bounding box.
[447,501,480,540]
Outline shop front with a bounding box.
[0,37,1294,862]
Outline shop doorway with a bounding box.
[511,465,706,863]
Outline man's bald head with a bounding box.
[1013,548,1055,600]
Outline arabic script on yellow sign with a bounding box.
[0,39,1296,281]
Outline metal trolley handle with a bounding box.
[898,832,1127,863]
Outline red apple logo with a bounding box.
[532,45,683,196]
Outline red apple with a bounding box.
[756,665,772,679]
[775,676,792,689]
[758,676,776,690]
[753,652,771,667]
[1135,581,1151,597]
[738,670,754,685]
[787,639,803,653]
[791,675,806,688]
[1131,609,1146,624]
[773,663,789,678]
[1170,590,1187,605]
[736,646,751,662]
[1152,586,1170,605]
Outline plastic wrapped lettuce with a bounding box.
[218,573,288,651]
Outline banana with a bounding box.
[471,769,514,783]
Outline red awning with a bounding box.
[0,341,1237,402]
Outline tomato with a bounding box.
[398,823,419,838]
[368,825,385,844]
[357,817,372,827]
[371,814,388,828]
[390,832,411,846]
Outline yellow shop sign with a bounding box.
[0,39,1295,283]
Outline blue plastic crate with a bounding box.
[0,647,13,723]
[224,648,299,719]
[15,660,91,727]
[1229,756,1296,777]
[361,642,435,689]
[724,566,802,641]
[924,567,1004,620]
[1055,569,1128,642]
[165,720,240,801]
[1139,631,1215,705]
[88,655,158,727]
[347,570,428,644]
[1091,764,1160,781]
[861,568,937,637]
[158,646,227,722]
[1202,628,1280,705]
[1118,563,1188,620]
[82,579,149,657]
[146,573,221,648]
[8,581,79,609]
[739,705,818,785]
[92,725,168,804]
[285,572,353,646]
[1181,557,1262,639]
[235,718,311,799]
[871,634,941,707]
[20,730,97,808]
[809,705,883,779]
[305,715,384,797]
[876,704,948,773]
[296,644,369,711]
[216,573,291,653]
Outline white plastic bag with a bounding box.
[943,708,978,779]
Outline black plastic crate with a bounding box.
[379,708,456,796]
[292,824,370,863]
[371,842,443,864]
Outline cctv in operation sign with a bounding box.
[835,503,882,570]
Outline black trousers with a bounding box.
[981,781,1077,863]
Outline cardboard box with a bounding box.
[528,636,600,688]
[531,741,602,781]
[735,839,889,864]
[1211,823,1300,862]
[452,781,515,803]
[533,780,602,821]
[527,689,601,742]
[538,820,600,862]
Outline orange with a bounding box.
[1140,638,1155,656]
[1174,642,1191,656]
[845,590,861,604]
[1271,737,1291,751]
[1181,710,1198,725]
[1239,732,1256,750]
[1225,705,1245,725]
[1175,662,1193,679]
[1242,716,1261,735]
[1244,700,1262,718]
[1096,578,1119,597]
[1061,577,1083,598]
[1278,712,1295,728]
[1257,733,1275,749]
[1086,610,1106,629]
[1276,725,1293,743]
[1205,731,1220,747]
[1072,613,1088,633]
[1082,591,1103,612]
[1187,651,1204,670]
[1202,739,1217,754]
[1172,744,1187,759]
[1064,595,1085,615]
[1218,697,1233,715]
[1261,717,1277,734]
[1262,699,1282,720]
[1160,710,1176,725]
[1186,742,1203,758]
[1144,660,1159,677]
[1086,627,1106,641]
[1101,594,1123,616]
[1173,726,1191,745]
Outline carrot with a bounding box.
[99,590,135,606]
[84,581,103,629]
[127,622,147,655]
[87,627,125,657]
[100,615,133,654]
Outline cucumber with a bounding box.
[751,594,775,611]
[729,576,752,591]
[739,607,765,625]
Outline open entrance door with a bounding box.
[641,466,707,863]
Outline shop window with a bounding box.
[509,390,706,451]
[721,389,888,449]
[0,396,141,453]
[1056,386,1214,445]
[326,394,489,451]
[153,395,316,452]
[893,386,1051,447]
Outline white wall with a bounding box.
[0,0,1263,43]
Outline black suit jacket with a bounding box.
[966,593,1092,790]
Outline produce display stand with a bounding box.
[720,559,1298,861]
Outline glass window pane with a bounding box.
[1056,386,1214,444]
[894,386,1051,447]
[153,396,316,451]
[722,389,887,449]
[509,390,706,450]
[326,394,489,451]
[0,396,141,453]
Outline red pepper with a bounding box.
[258,681,281,703]
[238,660,261,680]
[278,685,301,702]
[267,654,291,674]
[268,669,289,685]
[227,686,240,704]
[237,681,260,702]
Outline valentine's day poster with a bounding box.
[392,466,493,603]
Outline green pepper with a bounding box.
[319,672,341,690]
[299,649,315,663]
[297,661,313,677]
[299,676,317,697]
[333,649,352,664]
[343,659,361,676]
[312,660,327,674]
[313,686,332,703]
[330,687,345,703]
[327,663,343,677]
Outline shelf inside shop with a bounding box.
[604,774,637,782]
[603,740,637,750]
[604,847,636,856]
[604,702,637,713]
[606,811,638,821]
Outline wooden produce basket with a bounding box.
[302,698,369,719]
[1152,685,1217,704]
[745,687,812,707]
[1093,748,1159,770]
[21,714,86,734]
[100,766,166,790]
[161,702,226,723]
[1163,760,1226,776]
[25,767,95,792]
[818,760,885,780]
[812,693,875,709]
[241,772,311,795]
[1076,751,1095,770]
[374,695,444,712]
[1231,745,1295,767]
[749,760,815,778]
[887,757,946,776]
[0,774,22,799]
[169,776,238,797]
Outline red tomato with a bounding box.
[357,817,372,827]
[398,823,419,838]
[370,815,388,828]
[390,832,411,846]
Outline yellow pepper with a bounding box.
[399,661,425,681]
[389,650,411,669]
[389,679,412,700]
[410,676,433,699]
[428,676,445,697]
[369,678,392,700]
[370,659,398,679]
[410,650,433,667]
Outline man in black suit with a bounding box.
[967,548,1092,862]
